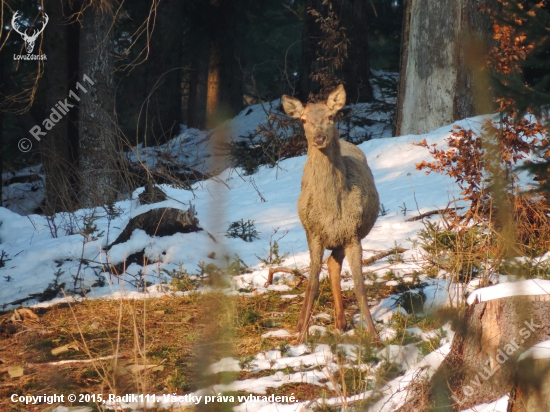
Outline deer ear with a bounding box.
[326,84,346,113]
[282,95,304,119]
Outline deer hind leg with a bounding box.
[328,248,346,331]
[345,241,378,336]
[297,240,323,339]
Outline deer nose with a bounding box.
[314,134,327,146]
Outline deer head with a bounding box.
[11,11,49,54]
[282,85,346,150]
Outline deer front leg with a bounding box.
[345,241,378,336]
[328,248,346,331]
[297,239,323,339]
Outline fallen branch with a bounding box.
[406,206,464,222]
[263,254,334,287]
[362,248,407,266]
[47,353,130,366]
[264,267,303,287]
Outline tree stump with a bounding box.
[397,294,550,411]
[108,205,201,248]
[508,343,550,411]
[138,181,167,205]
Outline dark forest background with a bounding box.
[0,0,403,212]
[1,0,548,215]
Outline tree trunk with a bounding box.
[395,0,496,136]
[299,0,321,102]
[509,355,550,411]
[42,0,76,213]
[184,0,209,130]
[398,295,550,411]
[78,4,118,208]
[0,44,4,207]
[299,0,373,104]
[334,0,373,103]
[67,4,80,170]
[205,0,245,129]
[394,0,412,137]
[187,61,208,130]
[144,0,185,145]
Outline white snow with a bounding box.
[261,329,294,339]
[368,342,453,411]
[518,340,550,361]
[459,395,510,412]
[1,97,547,412]
[466,279,550,305]
[377,344,421,370]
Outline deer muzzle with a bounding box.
[314,134,327,147]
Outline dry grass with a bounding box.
[0,244,435,411]
[0,285,356,410]
[1,296,205,410]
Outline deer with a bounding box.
[11,11,49,54]
[282,85,380,339]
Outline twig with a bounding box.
[405,207,464,222]
[264,267,303,287]
[362,248,407,266]
[264,255,332,287]
[44,353,129,366]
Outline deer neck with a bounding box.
[306,137,348,200]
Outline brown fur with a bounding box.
[282,85,380,338]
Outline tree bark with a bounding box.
[78,4,119,208]
[187,62,208,130]
[398,295,550,411]
[144,0,185,145]
[394,0,412,137]
[395,0,497,136]
[0,44,4,207]
[205,0,245,129]
[42,0,76,213]
[509,356,550,411]
[184,0,209,130]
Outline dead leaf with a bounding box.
[127,362,164,374]
[114,366,129,376]
[8,366,24,378]
[51,341,80,356]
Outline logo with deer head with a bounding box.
[11,11,49,54]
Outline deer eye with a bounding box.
[328,115,333,121]
[301,118,306,124]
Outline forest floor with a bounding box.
[1,96,549,411]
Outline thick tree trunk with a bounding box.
[67,5,80,169]
[509,355,550,411]
[184,0,209,130]
[398,295,550,411]
[205,39,222,128]
[394,0,412,137]
[395,0,496,136]
[205,0,245,129]
[144,0,184,145]
[187,62,208,130]
[42,0,76,213]
[0,45,4,207]
[78,5,118,208]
